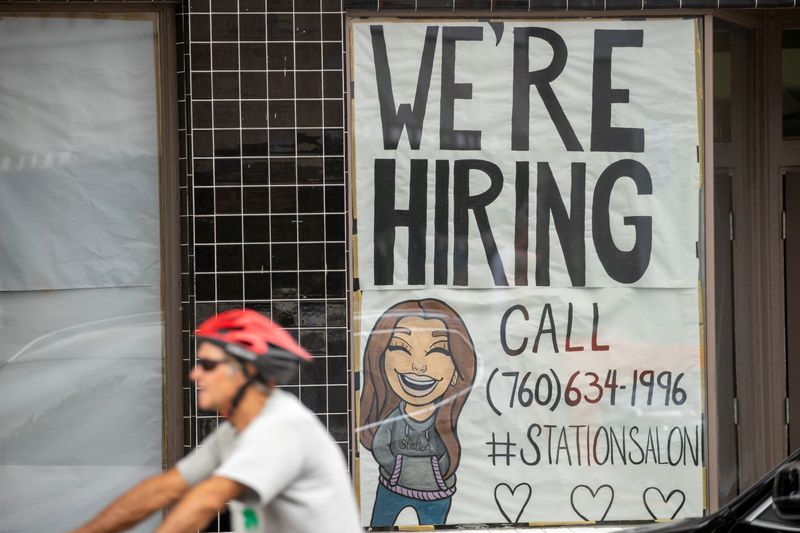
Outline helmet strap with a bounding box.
[225,357,272,416]
[229,375,256,413]
[225,356,255,415]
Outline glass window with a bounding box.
[0,14,163,532]
[714,28,733,143]
[783,29,800,139]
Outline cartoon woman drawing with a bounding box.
[360,299,477,526]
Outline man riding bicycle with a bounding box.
[71,309,362,533]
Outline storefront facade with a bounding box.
[0,0,798,531]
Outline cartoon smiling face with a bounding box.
[383,316,457,407]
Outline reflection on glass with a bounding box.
[784,29,800,139]
[0,15,162,533]
[714,30,732,143]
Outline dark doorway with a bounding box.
[712,11,800,506]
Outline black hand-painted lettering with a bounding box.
[486,432,518,466]
[453,159,508,286]
[591,30,645,152]
[535,162,586,287]
[373,159,428,285]
[592,159,653,283]
[512,27,582,152]
[500,304,529,356]
[521,424,541,466]
[514,162,530,286]
[440,27,483,150]
[533,303,558,354]
[371,25,438,150]
[592,302,610,351]
[565,302,585,352]
[433,160,450,284]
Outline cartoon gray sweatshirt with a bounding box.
[371,403,456,499]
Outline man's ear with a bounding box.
[450,372,458,386]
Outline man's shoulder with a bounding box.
[265,388,302,409]
[234,390,343,467]
[249,389,322,436]
[262,389,310,419]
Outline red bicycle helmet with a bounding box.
[196,309,311,385]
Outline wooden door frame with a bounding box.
[706,16,760,510]
[766,13,800,454]
[786,171,800,452]
[717,8,790,497]
[707,11,800,509]
[705,13,767,511]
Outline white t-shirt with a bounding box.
[176,389,362,533]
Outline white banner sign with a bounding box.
[351,18,703,527]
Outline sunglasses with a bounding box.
[195,358,228,372]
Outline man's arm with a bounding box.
[70,468,189,533]
[156,476,245,533]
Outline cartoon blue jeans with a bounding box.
[371,483,452,526]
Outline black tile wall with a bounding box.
[176,0,349,530]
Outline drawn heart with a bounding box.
[643,487,686,520]
[570,484,614,522]
[493,482,532,523]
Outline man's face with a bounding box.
[191,342,246,412]
[382,316,457,407]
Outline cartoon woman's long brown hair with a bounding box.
[359,298,477,478]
